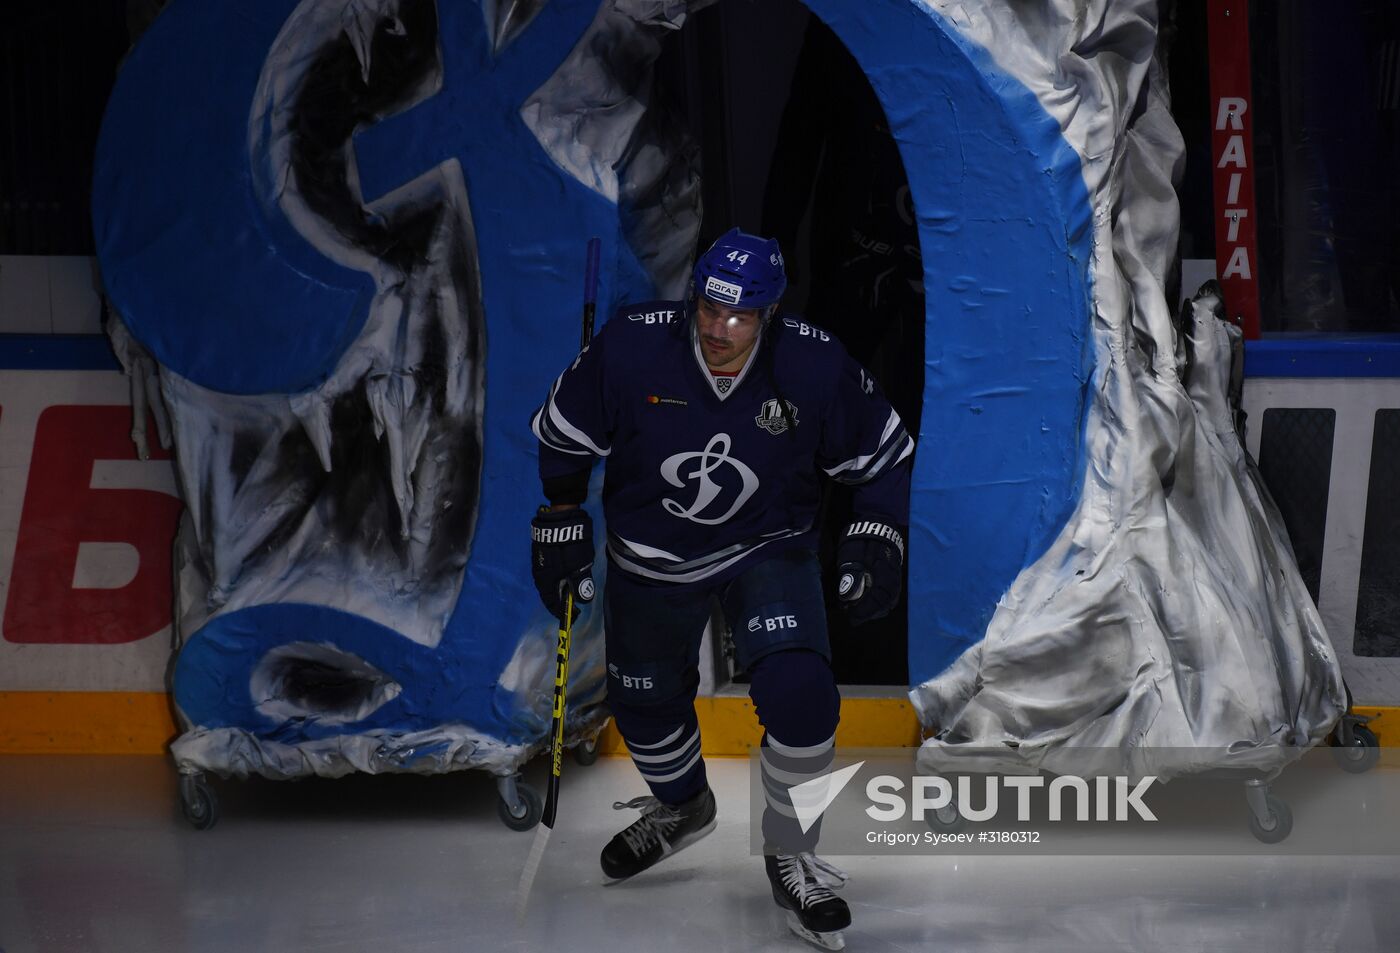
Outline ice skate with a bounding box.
[766,852,851,950]
[600,786,716,883]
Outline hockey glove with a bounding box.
[531,506,595,623]
[835,520,905,626]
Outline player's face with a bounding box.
[696,297,763,372]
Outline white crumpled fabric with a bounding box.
[911,0,1344,780]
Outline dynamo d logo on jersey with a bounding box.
[755,399,798,436]
[660,433,758,525]
[704,275,744,305]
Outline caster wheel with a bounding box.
[925,800,967,835]
[1248,795,1292,844]
[498,782,543,832]
[1333,725,1380,774]
[573,737,599,766]
[179,776,219,831]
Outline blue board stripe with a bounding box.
[1244,336,1400,379]
[0,335,120,371]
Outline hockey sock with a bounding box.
[749,650,840,852]
[612,704,708,805]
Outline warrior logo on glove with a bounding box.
[836,520,906,625]
[530,506,596,623]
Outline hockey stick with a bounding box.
[517,237,602,920]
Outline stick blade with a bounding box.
[515,821,553,922]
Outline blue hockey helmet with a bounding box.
[692,228,787,312]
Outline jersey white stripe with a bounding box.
[839,432,914,485]
[612,534,686,563]
[547,399,610,457]
[531,378,597,455]
[531,410,593,455]
[530,371,612,457]
[612,524,808,574]
[607,529,806,584]
[892,436,914,467]
[822,409,901,477]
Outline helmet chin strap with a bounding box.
[759,303,777,337]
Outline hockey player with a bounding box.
[529,228,913,950]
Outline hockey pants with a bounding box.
[604,549,841,853]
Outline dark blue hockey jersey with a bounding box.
[531,300,914,587]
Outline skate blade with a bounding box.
[601,817,718,887]
[784,911,846,950]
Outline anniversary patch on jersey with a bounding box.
[755,398,799,435]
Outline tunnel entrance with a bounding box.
[652,1,926,685]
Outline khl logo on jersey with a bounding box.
[660,433,758,525]
[755,399,799,436]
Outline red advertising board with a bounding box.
[5,405,178,644]
[0,370,180,691]
[1207,0,1262,339]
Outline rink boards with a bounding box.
[1,339,1399,751]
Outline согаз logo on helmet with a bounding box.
[703,276,744,305]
